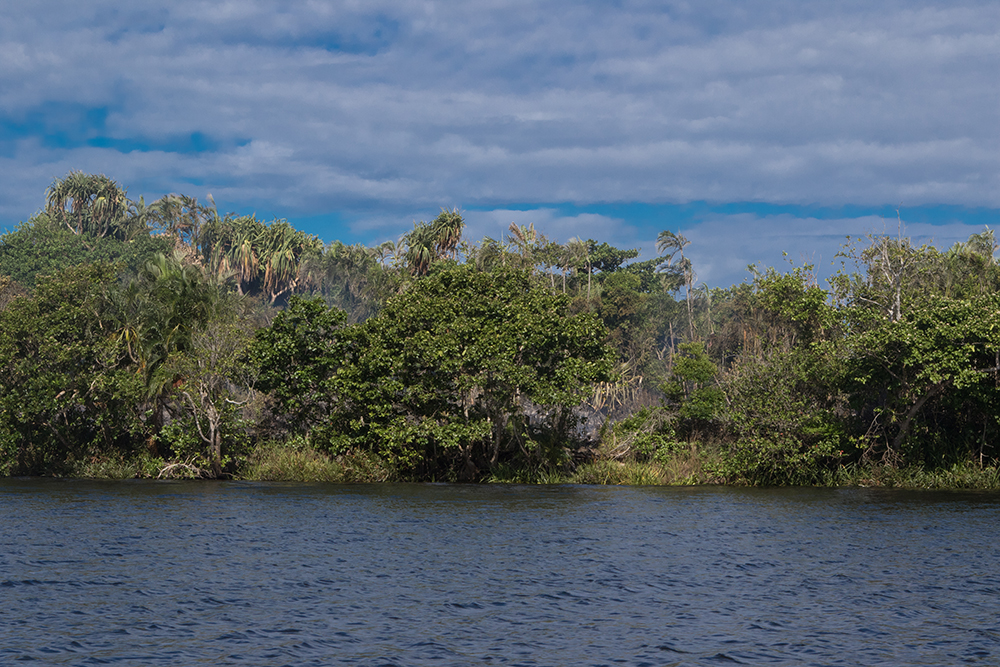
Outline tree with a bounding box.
[196,214,321,303]
[566,237,592,300]
[432,208,465,260]
[248,295,350,440]
[847,293,1000,465]
[507,222,539,270]
[0,213,172,288]
[300,241,386,322]
[403,220,438,276]
[148,193,212,249]
[45,171,132,240]
[0,264,146,473]
[657,230,695,340]
[169,314,256,478]
[327,265,614,478]
[589,241,639,274]
[108,251,223,385]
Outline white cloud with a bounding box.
[0,0,998,242]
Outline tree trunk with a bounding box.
[891,381,947,454]
[686,280,695,340]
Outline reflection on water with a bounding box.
[1,481,999,665]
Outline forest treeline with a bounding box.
[3,171,1000,486]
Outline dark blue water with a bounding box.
[1,481,999,666]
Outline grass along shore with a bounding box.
[52,440,1000,490]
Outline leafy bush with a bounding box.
[718,349,846,485]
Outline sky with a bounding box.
[1,0,998,287]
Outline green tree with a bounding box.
[657,230,695,340]
[566,237,592,300]
[45,171,132,240]
[248,296,350,441]
[718,347,846,485]
[847,293,1000,465]
[196,214,321,303]
[0,264,145,474]
[0,213,173,289]
[148,193,213,249]
[330,266,614,478]
[167,314,256,477]
[432,208,465,260]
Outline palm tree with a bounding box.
[508,222,540,271]
[123,196,153,241]
[471,237,506,272]
[257,221,322,304]
[404,221,438,276]
[226,216,264,296]
[149,194,212,250]
[657,230,696,340]
[45,171,130,238]
[374,240,397,268]
[432,209,465,260]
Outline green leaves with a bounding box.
[848,293,1000,460]
[315,265,614,476]
[0,264,147,473]
[249,295,349,434]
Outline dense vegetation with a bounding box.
[3,171,1000,487]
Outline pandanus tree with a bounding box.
[148,194,212,250]
[657,230,696,340]
[432,208,465,260]
[302,241,383,322]
[196,214,320,303]
[259,221,316,305]
[404,221,438,276]
[403,210,466,277]
[45,171,131,239]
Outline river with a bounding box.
[1,480,998,665]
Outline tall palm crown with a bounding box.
[45,171,131,239]
[431,209,465,260]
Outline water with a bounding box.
[1,481,999,666]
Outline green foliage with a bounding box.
[717,349,846,485]
[334,265,615,477]
[749,262,833,346]
[710,435,844,486]
[300,241,391,322]
[662,342,725,426]
[162,308,258,477]
[589,241,639,274]
[199,214,322,304]
[248,296,349,440]
[847,293,1000,464]
[0,264,147,473]
[6,172,1000,487]
[599,272,645,352]
[601,406,680,464]
[0,214,173,288]
[45,171,134,240]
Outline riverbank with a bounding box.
[52,441,1000,490]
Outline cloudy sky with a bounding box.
[2,0,998,286]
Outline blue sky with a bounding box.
[1,1,998,287]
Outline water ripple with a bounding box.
[2,481,1000,665]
